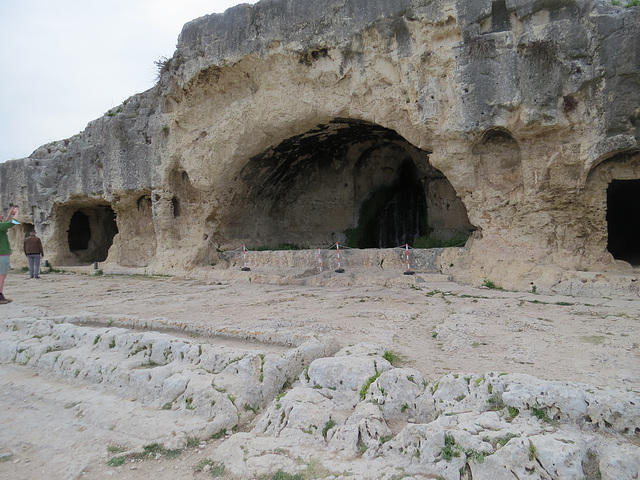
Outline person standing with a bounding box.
[0,206,19,304]
[24,230,44,279]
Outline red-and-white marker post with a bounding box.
[241,244,251,271]
[403,243,415,275]
[335,243,345,273]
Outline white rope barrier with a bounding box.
[403,243,415,275]
[222,241,428,276]
[335,243,345,273]
[240,244,250,271]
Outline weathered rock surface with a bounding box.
[0,0,639,297]
[1,305,639,479]
[220,344,640,479]
[0,315,339,449]
[5,315,640,480]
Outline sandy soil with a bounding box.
[1,267,639,479]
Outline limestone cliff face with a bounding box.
[0,0,639,292]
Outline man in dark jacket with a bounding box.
[24,230,44,279]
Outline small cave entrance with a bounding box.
[68,211,91,251]
[235,118,474,249]
[66,205,118,263]
[607,179,640,265]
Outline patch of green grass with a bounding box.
[272,470,304,480]
[107,445,126,455]
[210,463,226,477]
[223,355,245,369]
[186,437,200,448]
[507,406,520,420]
[358,443,368,456]
[495,433,520,446]
[194,458,213,472]
[259,353,265,382]
[139,443,181,459]
[626,0,640,7]
[138,360,159,369]
[209,428,227,440]
[441,433,461,461]
[413,233,470,248]
[487,393,505,412]
[531,405,554,423]
[482,279,501,290]
[41,266,64,274]
[107,456,125,467]
[251,243,303,251]
[322,420,337,439]
[382,350,401,366]
[465,449,490,464]
[359,370,382,400]
[529,440,538,461]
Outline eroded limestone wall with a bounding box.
[0,0,638,292]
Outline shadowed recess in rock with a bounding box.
[236,118,473,248]
[607,178,640,266]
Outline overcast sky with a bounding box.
[0,0,260,163]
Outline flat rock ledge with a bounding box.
[1,318,639,479]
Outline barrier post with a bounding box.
[403,243,415,275]
[335,243,345,273]
[241,244,251,271]
[318,248,323,272]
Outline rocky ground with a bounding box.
[0,265,639,480]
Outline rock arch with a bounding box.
[51,201,118,265]
[584,150,640,267]
[229,118,474,249]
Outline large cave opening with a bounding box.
[66,205,118,263]
[234,118,473,249]
[607,179,640,265]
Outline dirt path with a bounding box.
[1,268,639,479]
